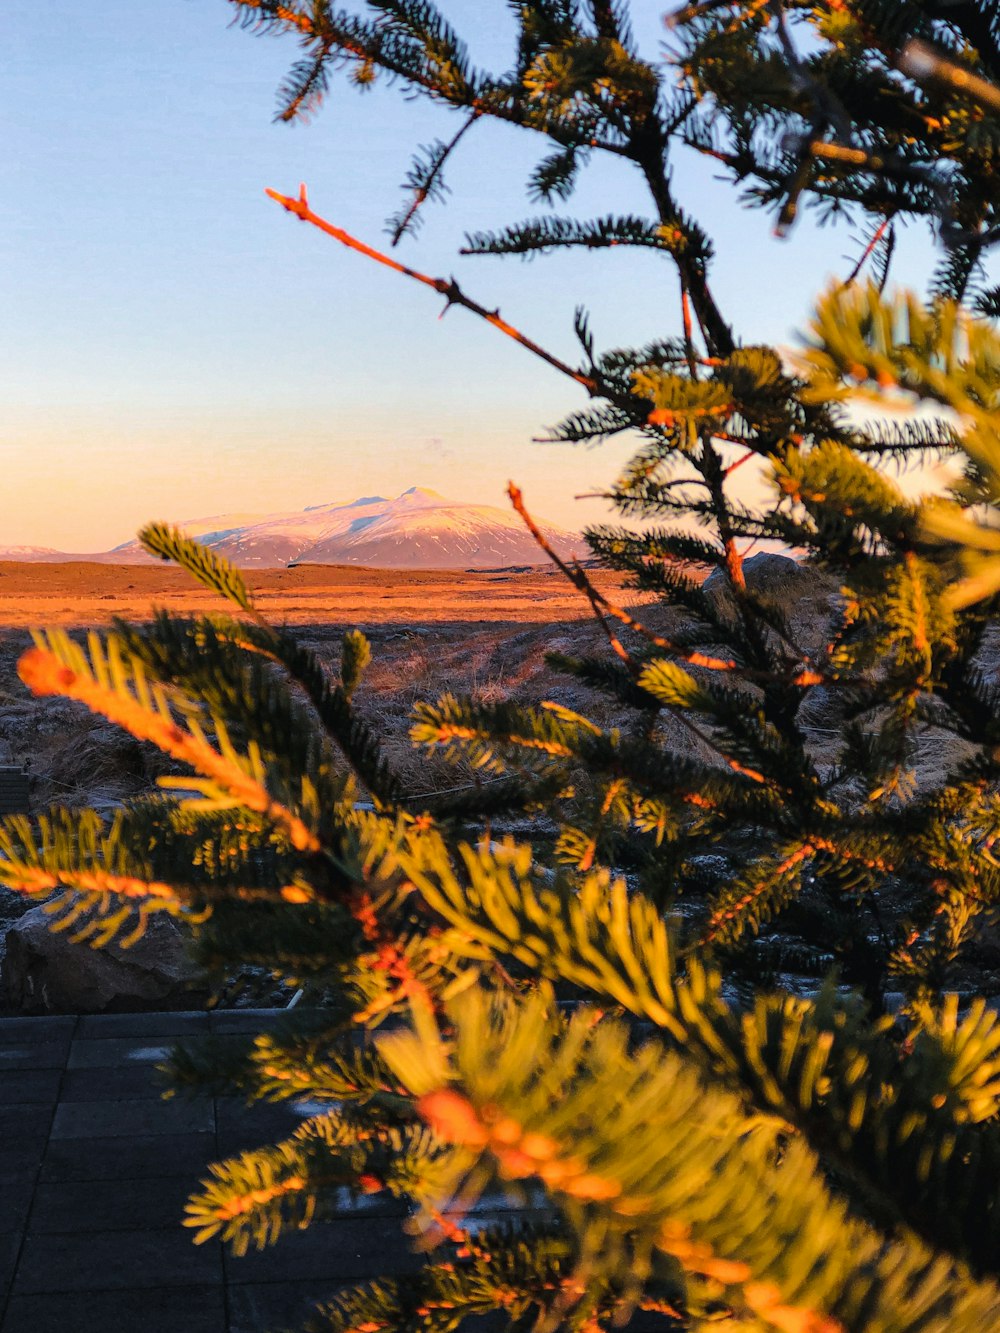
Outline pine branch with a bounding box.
[384,989,1000,1330]
[462,214,695,261]
[387,111,479,244]
[140,523,260,617]
[18,631,323,856]
[266,184,597,390]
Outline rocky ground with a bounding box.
[2,554,997,1012]
[0,590,674,1012]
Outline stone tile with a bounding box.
[0,1042,69,1071]
[0,1231,22,1295]
[214,1096,306,1157]
[0,1173,36,1235]
[0,1148,46,1187]
[40,1132,216,1184]
[1,1285,226,1333]
[223,1217,421,1285]
[13,1229,223,1293]
[0,1070,61,1106]
[51,1097,214,1140]
[66,1036,174,1070]
[75,1012,210,1039]
[208,1009,287,1033]
[60,1064,169,1102]
[28,1176,196,1235]
[0,1105,52,1147]
[0,1018,75,1044]
[325,1187,410,1220]
[225,1280,335,1333]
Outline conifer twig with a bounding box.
[266,186,597,391]
[842,217,891,289]
[507,483,824,688]
[390,111,481,246]
[508,483,733,668]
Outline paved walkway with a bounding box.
[0,1009,420,1333]
[0,1010,673,1332]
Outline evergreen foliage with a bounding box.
[8,2,1000,1327]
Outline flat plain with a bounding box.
[0,560,634,627]
[0,560,679,815]
[0,560,673,964]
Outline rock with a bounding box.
[3,907,207,1014]
[704,553,839,656]
[683,853,733,891]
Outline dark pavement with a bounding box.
[0,1011,672,1332]
[0,1009,421,1333]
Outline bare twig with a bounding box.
[723,449,756,478]
[900,39,1000,114]
[266,185,597,392]
[680,281,699,375]
[842,217,891,288]
[507,482,824,690]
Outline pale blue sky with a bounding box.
[1,1,940,549]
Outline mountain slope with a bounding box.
[98,488,581,569]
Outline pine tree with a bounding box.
[7,3,1000,1328]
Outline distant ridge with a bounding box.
[7,488,580,570]
[0,545,63,559]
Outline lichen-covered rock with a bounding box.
[3,908,207,1013]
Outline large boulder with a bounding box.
[704,552,838,657]
[3,907,207,1014]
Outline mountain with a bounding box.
[85,488,581,569]
[0,545,63,560]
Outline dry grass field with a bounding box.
[0,560,634,627]
[0,561,678,813]
[0,561,681,961]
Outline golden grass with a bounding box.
[0,561,637,627]
[0,563,682,812]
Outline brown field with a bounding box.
[0,561,691,816]
[0,562,691,1006]
[0,560,637,628]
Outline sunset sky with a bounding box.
[3,2,943,551]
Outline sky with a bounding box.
[1,1,944,551]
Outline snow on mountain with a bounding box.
[296,488,574,569]
[26,488,580,569]
[0,545,63,560]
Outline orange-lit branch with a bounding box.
[900,39,1000,114]
[508,486,796,783]
[266,185,597,392]
[238,1,314,33]
[418,1087,841,1331]
[700,844,814,945]
[427,716,575,759]
[417,1089,622,1199]
[510,483,825,688]
[2,864,314,908]
[2,866,180,903]
[18,647,321,855]
[508,483,741,673]
[842,217,890,289]
[723,449,756,478]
